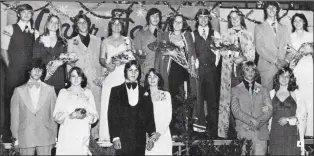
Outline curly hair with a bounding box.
[107,19,126,37]
[238,61,260,82]
[168,14,191,33]
[273,67,298,91]
[144,68,164,91]
[65,66,88,88]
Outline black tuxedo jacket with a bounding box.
[108,83,155,155]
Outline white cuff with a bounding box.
[14,140,18,146]
[113,137,120,142]
[195,58,199,69]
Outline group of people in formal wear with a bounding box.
[0,1,313,155]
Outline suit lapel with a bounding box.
[20,85,36,114]
[76,35,88,52]
[120,83,129,106]
[238,82,251,100]
[34,84,48,113]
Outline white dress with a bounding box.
[291,31,313,137]
[145,91,173,155]
[99,37,133,141]
[53,89,98,155]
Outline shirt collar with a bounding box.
[266,19,277,27]
[198,26,209,35]
[17,20,31,31]
[243,80,255,91]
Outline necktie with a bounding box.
[28,81,40,89]
[24,26,28,33]
[271,22,276,34]
[202,29,206,40]
[126,82,137,89]
[153,29,158,38]
[249,83,253,97]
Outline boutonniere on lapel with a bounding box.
[253,88,260,94]
[124,37,130,46]
[73,39,79,46]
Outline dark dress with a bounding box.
[33,37,66,95]
[108,83,155,156]
[269,93,301,155]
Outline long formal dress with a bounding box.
[218,28,255,138]
[146,91,172,155]
[99,37,134,141]
[269,92,301,155]
[68,34,102,139]
[53,88,98,155]
[33,37,66,95]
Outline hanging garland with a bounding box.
[77,1,111,19]
[1,1,49,12]
[82,1,106,15]
[48,1,73,19]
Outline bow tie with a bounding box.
[28,81,40,89]
[126,82,137,89]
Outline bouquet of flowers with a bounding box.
[148,40,189,69]
[111,49,136,64]
[45,53,78,81]
[290,42,313,69]
[92,70,110,87]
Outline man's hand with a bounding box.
[106,63,116,72]
[249,118,260,130]
[113,139,122,150]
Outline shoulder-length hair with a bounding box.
[273,67,298,92]
[291,13,309,32]
[238,61,260,82]
[71,12,91,38]
[263,1,280,21]
[227,10,247,29]
[124,60,141,82]
[145,8,162,29]
[168,14,191,33]
[26,58,47,81]
[41,14,66,44]
[144,68,164,91]
[65,66,88,88]
[194,8,212,30]
[107,19,126,37]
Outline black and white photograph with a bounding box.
[0,1,313,155]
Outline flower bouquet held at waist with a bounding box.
[289,42,313,69]
[45,53,78,81]
[211,35,242,58]
[147,40,189,69]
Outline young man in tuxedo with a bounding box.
[254,1,292,91]
[231,61,273,155]
[10,58,58,155]
[108,60,155,155]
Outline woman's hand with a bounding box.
[234,55,246,64]
[69,111,80,119]
[163,49,178,58]
[278,117,288,126]
[151,132,161,142]
[106,63,116,72]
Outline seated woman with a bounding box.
[53,67,98,155]
[144,68,172,155]
[268,67,300,155]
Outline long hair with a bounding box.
[263,1,280,21]
[273,67,298,92]
[124,60,141,82]
[65,66,88,88]
[145,8,162,29]
[26,58,46,82]
[291,13,309,32]
[107,19,126,37]
[238,61,260,82]
[168,14,191,33]
[41,14,66,45]
[71,11,91,38]
[227,9,247,29]
[144,68,164,91]
[194,8,212,30]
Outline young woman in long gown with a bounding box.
[99,19,135,142]
[144,68,172,155]
[268,67,300,155]
[32,14,67,95]
[53,67,98,155]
